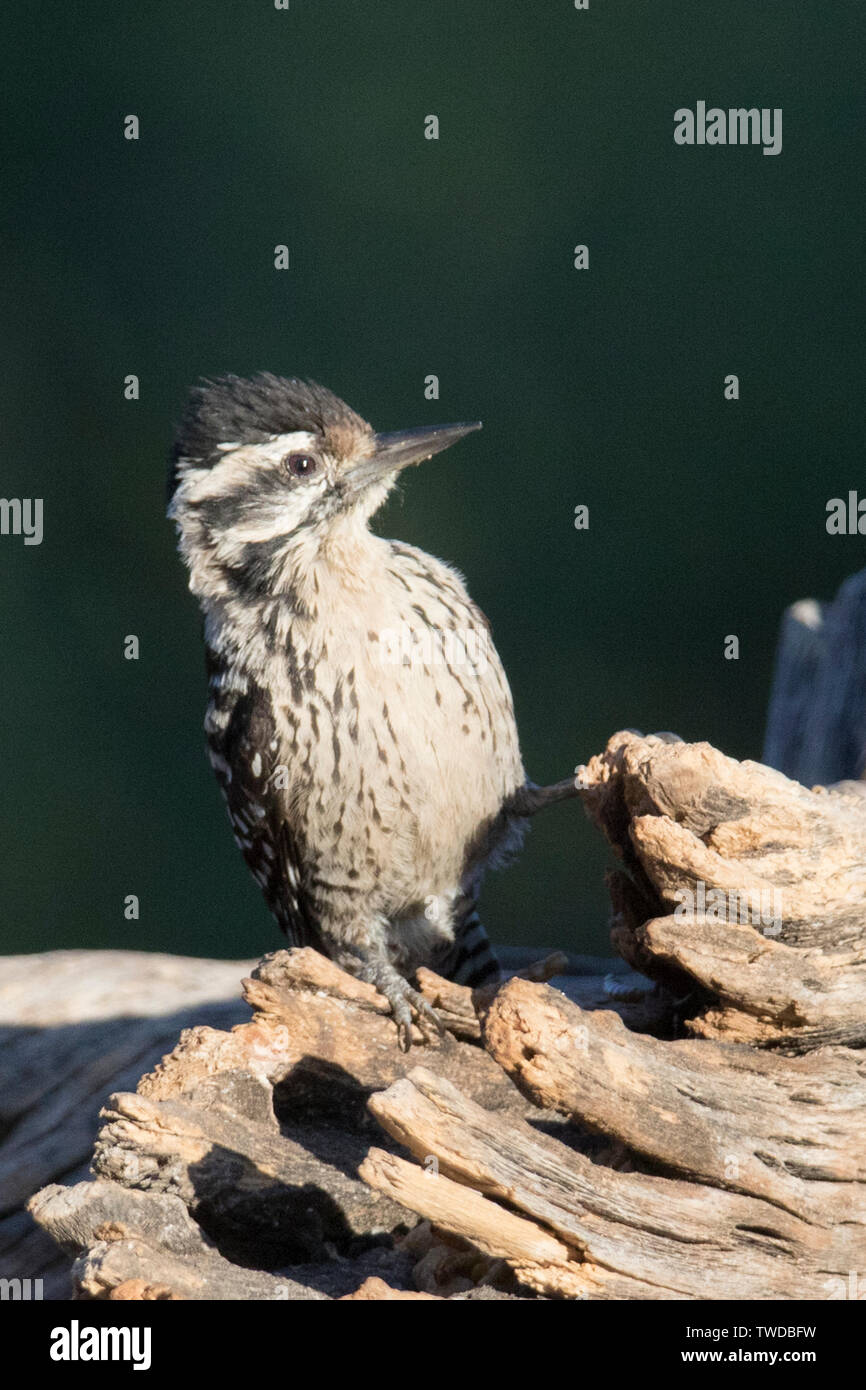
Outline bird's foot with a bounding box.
[346,958,446,1051]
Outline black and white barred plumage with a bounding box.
[168,374,566,1045]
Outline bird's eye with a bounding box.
[282,452,319,480]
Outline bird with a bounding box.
[168,373,577,1047]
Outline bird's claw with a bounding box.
[392,984,446,1050]
[344,957,446,1049]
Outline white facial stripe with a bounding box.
[222,431,319,467]
[180,431,321,503]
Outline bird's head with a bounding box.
[168,373,480,606]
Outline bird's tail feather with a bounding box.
[441,909,501,987]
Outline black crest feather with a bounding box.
[168,373,368,500]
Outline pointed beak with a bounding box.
[343,420,482,496]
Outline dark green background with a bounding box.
[2,2,863,960]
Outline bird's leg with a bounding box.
[504,776,582,818]
[325,930,446,1051]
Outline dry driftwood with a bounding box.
[1,943,633,1299]
[0,951,252,1299]
[361,1048,864,1300]
[576,731,866,1049]
[28,1179,324,1301]
[27,948,625,1298]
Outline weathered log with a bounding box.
[26,947,605,1297]
[0,951,252,1299]
[23,857,865,1302]
[576,731,866,1047]
[361,1054,864,1299]
[340,1277,439,1301]
[27,1179,425,1300]
[484,982,864,1207]
[360,1145,586,1299]
[92,1076,409,1267]
[28,1180,211,1260]
[136,948,534,1118]
[8,945,633,1298]
[73,1235,326,1301]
